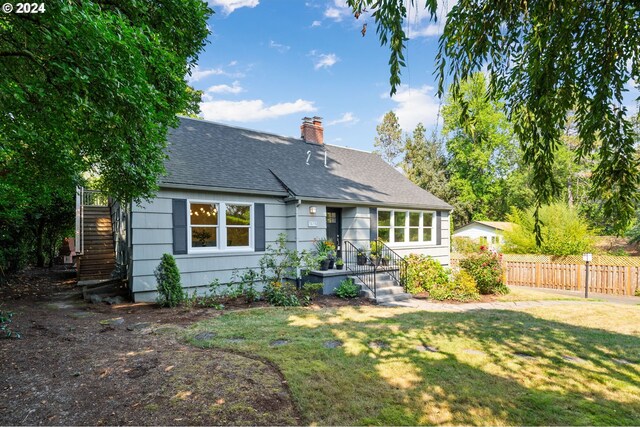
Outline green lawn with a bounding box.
[496,286,590,302]
[189,303,640,425]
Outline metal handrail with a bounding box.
[343,240,377,299]
[374,240,408,292]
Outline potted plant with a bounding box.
[318,253,330,271]
[356,247,367,266]
[327,249,336,269]
[370,254,381,267]
[381,254,390,266]
[370,241,382,266]
[335,257,344,270]
[314,239,336,269]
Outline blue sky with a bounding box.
[189,0,639,152]
[188,0,451,151]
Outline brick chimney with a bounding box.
[300,116,323,144]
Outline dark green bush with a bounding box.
[1,309,21,339]
[263,281,300,306]
[154,253,184,307]
[405,254,449,294]
[458,250,508,295]
[302,282,323,300]
[335,278,359,299]
[429,270,480,301]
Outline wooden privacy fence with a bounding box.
[451,254,640,296]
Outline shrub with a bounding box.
[459,250,508,295]
[335,278,359,299]
[263,281,300,307]
[405,254,449,294]
[260,233,318,283]
[301,282,323,304]
[452,236,483,254]
[502,203,595,255]
[154,253,183,307]
[1,309,21,339]
[429,270,480,301]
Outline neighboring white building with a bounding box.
[452,221,514,251]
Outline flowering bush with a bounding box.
[405,254,449,294]
[429,270,480,301]
[458,249,508,295]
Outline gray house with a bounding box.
[77,116,452,303]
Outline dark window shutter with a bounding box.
[254,203,266,251]
[436,211,442,246]
[172,199,188,255]
[370,208,378,241]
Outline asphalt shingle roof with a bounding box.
[162,117,452,210]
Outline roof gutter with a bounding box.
[160,182,288,197]
[283,195,454,211]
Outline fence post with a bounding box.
[535,262,541,287]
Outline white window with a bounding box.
[190,203,218,248]
[226,204,251,247]
[378,210,436,245]
[188,201,252,252]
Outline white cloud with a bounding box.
[188,63,247,83]
[324,0,351,22]
[209,0,259,14]
[188,65,225,83]
[382,85,441,131]
[311,20,322,27]
[327,112,359,126]
[310,51,339,70]
[206,80,244,94]
[269,40,290,53]
[409,23,443,38]
[200,98,316,122]
[406,0,457,39]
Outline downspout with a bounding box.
[295,198,301,282]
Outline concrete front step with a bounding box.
[357,282,412,304]
[375,293,413,304]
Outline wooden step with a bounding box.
[80,268,115,276]
[83,239,114,245]
[81,259,116,266]
[80,261,115,269]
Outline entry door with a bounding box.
[326,207,342,258]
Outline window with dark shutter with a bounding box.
[254,203,266,252]
[172,199,188,255]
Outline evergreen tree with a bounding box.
[403,123,450,202]
[374,111,403,167]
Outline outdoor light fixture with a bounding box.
[583,253,593,298]
[309,206,317,215]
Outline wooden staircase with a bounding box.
[77,206,116,282]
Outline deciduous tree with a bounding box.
[347,0,640,237]
[0,0,211,274]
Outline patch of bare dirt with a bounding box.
[0,269,309,425]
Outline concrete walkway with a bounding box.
[380,298,598,311]
[381,285,640,311]
[508,285,640,306]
